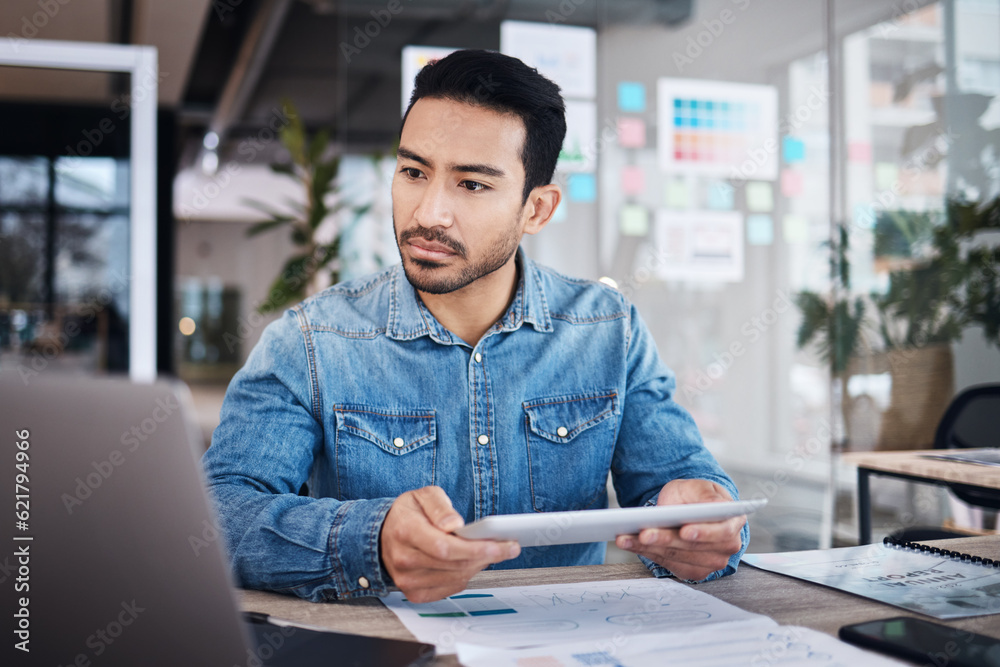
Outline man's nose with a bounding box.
[413,179,454,228]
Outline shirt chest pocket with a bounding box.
[523,391,618,513]
[333,406,436,500]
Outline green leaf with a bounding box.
[246,216,294,237]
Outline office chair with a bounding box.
[891,383,1000,542]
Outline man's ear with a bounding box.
[522,184,562,236]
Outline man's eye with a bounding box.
[401,167,423,179]
[461,180,488,192]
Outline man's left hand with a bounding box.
[614,479,745,582]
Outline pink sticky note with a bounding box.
[617,117,646,148]
[781,169,804,198]
[621,165,645,196]
[848,141,872,163]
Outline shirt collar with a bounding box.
[386,247,552,344]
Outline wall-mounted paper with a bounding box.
[664,179,690,209]
[707,181,735,210]
[654,210,744,282]
[621,165,645,196]
[401,46,459,114]
[848,141,872,163]
[875,162,899,191]
[567,173,596,202]
[620,205,649,236]
[617,81,646,112]
[617,117,646,149]
[658,78,778,181]
[745,181,773,212]
[782,214,809,244]
[782,136,805,163]
[500,21,596,99]
[746,214,774,245]
[780,169,804,198]
[558,100,597,172]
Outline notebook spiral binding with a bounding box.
[883,536,1000,568]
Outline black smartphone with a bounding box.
[839,616,1000,667]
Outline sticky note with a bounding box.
[781,169,804,198]
[567,173,596,202]
[875,162,899,191]
[617,82,646,112]
[617,117,646,148]
[853,203,875,229]
[664,179,690,209]
[621,166,645,196]
[745,182,773,212]
[550,200,567,223]
[747,214,774,245]
[619,205,649,236]
[782,214,809,244]
[707,181,735,210]
[783,136,805,163]
[848,141,872,163]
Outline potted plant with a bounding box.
[795,198,1000,450]
[244,102,373,313]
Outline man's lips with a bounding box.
[407,238,458,260]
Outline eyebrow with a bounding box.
[397,146,507,179]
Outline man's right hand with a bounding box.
[380,486,521,603]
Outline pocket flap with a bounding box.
[334,406,436,455]
[524,392,618,443]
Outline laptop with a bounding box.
[0,374,433,666]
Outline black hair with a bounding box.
[401,49,567,204]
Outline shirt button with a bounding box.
[557,426,569,437]
[478,434,489,445]
[392,437,405,448]
[474,352,482,363]
[358,576,370,589]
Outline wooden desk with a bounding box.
[842,451,1000,543]
[239,537,1000,666]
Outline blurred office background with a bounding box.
[1,0,998,554]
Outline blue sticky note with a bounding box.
[747,214,774,246]
[567,173,596,203]
[783,136,806,163]
[617,82,646,112]
[853,203,875,229]
[707,182,734,210]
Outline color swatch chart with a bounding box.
[658,79,778,180]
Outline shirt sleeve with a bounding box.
[610,302,749,582]
[202,307,393,601]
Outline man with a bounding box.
[204,49,747,604]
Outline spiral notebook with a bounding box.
[742,538,1000,620]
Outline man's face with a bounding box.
[392,97,530,295]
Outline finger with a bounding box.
[624,542,734,579]
[404,534,521,568]
[412,486,465,532]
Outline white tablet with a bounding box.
[454,499,766,548]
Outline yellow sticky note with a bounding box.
[782,214,809,244]
[745,182,773,212]
[664,179,690,209]
[875,163,899,191]
[620,205,649,236]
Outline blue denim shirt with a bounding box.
[203,250,748,601]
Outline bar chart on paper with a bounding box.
[382,578,772,653]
